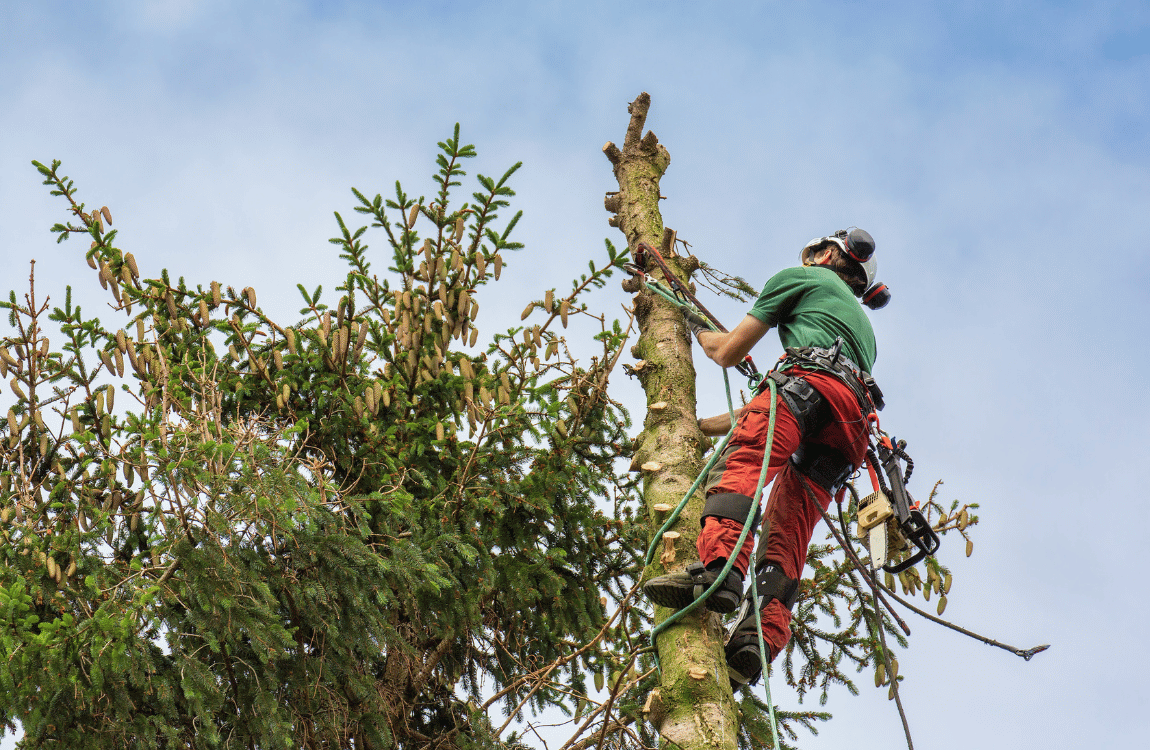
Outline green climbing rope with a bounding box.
[637,273,783,746]
[643,377,782,746]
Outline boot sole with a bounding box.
[642,579,697,611]
[642,579,741,614]
[726,644,762,687]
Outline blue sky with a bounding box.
[2,1,1148,748]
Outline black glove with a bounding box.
[683,307,711,340]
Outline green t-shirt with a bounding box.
[748,265,877,373]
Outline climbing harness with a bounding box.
[770,337,885,414]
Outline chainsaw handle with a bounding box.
[881,509,941,574]
[883,549,928,575]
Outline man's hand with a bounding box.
[683,307,711,339]
[698,409,745,436]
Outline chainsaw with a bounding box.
[856,438,940,574]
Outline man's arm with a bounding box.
[696,314,771,368]
[688,313,769,434]
[698,409,745,436]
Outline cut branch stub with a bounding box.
[603,143,623,166]
[606,92,735,750]
[661,531,680,565]
[624,92,651,150]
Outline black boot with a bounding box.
[642,560,744,615]
[725,609,764,689]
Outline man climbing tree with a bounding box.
[641,228,889,689]
[605,91,1045,750]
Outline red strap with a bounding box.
[866,460,882,495]
[636,241,727,332]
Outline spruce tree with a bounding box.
[0,131,650,749]
[1,117,1003,750]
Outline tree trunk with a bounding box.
[604,93,738,750]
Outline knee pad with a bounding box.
[701,492,761,529]
[790,443,853,494]
[753,561,801,611]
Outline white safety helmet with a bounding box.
[800,227,889,309]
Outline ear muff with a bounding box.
[862,282,890,310]
[840,228,876,263]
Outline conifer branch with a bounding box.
[801,477,916,750]
[875,584,1050,661]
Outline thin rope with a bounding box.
[743,380,782,749]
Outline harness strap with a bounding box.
[776,340,885,412]
[754,562,801,611]
[702,492,762,530]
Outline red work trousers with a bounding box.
[697,369,870,660]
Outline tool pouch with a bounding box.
[790,443,853,493]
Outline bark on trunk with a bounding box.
[604,93,738,750]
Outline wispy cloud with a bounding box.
[2,2,1148,747]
